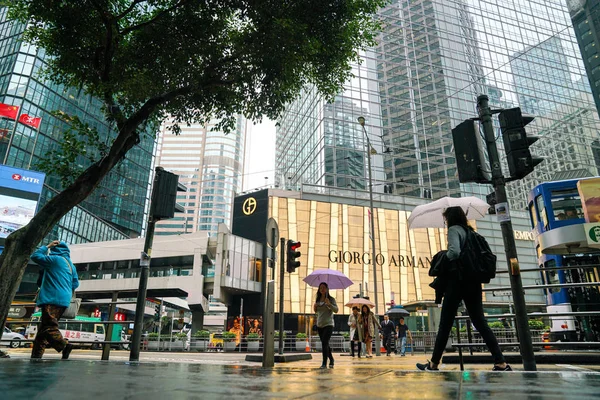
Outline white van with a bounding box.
[26,312,106,349]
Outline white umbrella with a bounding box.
[407,196,489,229]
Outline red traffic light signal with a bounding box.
[286,240,301,273]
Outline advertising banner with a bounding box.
[577,177,600,223]
[0,165,45,247]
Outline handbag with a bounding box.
[61,256,81,319]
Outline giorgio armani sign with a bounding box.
[328,250,431,268]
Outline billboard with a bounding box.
[0,165,45,246]
[577,177,600,223]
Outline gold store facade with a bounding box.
[231,188,544,332]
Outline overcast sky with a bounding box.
[243,119,276,191]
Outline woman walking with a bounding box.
[358,304,380,358]
[314,282,338,368]
[416,206,511,371]
[347,306,362,358]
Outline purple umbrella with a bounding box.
[303,269,353,289]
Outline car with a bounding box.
[1,327,26,348]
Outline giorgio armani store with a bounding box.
[231,186,545,334]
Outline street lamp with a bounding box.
[357,116,381,356]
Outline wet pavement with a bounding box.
[2,358,600,399]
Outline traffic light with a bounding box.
[151,167,187,220]
[286,240,301,273]
[154,304,161,320]
[498,107,543,179]
[451,120,491,183]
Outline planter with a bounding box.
[247,341,260,352]
[224,341,236,351]
[343,341,350,352]
[147,341,160,350]
[168,340,185,351]
[296,340,308,352]
[190,339,209,352]
[312,339,322,352]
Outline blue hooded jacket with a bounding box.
[31,241,79,308]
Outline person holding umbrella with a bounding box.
[314,282,338,369]
[358,304,380,358]
[416,206,511,371]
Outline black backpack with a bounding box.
[459,228,497,283]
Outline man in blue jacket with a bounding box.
[30,240,79,359]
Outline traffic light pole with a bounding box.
[477,95,536,371]
[130,168,161,362]
[279,237,285,355]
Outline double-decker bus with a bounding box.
[528,178,600,342]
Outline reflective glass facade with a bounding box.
[0,9,156,243]
[276,0,600,210]
[155,116,247,236]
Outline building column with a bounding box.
[191,309,205,333]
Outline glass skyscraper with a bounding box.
[276,0,600,210]
[155,117,247,236]
[0,8,155,243]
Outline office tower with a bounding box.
[0,8,155,243]
[155,116,247,236]
[276,0,600,210]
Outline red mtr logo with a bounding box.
[12,174,21,181]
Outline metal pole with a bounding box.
[101,291,118,361]
[279,236,285,355]
[477,94,536,371]
[157,298,163,351]
[361,122,381,357]
[169,311,174,351]
[130,167,161,362]
[263,281,275,367]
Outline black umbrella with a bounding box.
[387,306,410,317]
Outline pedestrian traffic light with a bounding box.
[498,107,543,179]
[151,167,187,220]
[451,120,491,184]
[286,240,301,273]
[154,304,161,320]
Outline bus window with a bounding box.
[67,323,81,331]
[81,323,94,333]
[95,325,105,335]
[550,196,582,221]
[58,322,67,330]
[536,195,548,229]
[529,201,538,229]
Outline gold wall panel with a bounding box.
[270,197,444,314]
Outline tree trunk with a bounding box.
[0,125,141,333]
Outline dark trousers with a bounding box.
[431,279,505,365]
[317,326,334,365]
[31,304,67,359]
[351,340,362,357]
[383,334,393,354]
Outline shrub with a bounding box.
[247,333,260,341]
[489,321,504,329]
[341,332,350,339]
[193,330,210,339]
[176,332,188,341]
[222,331,237,342]
[148,333,159,341]
[528,319,546,330]
[296,332,307,340]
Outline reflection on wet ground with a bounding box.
[2,359,600,399]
